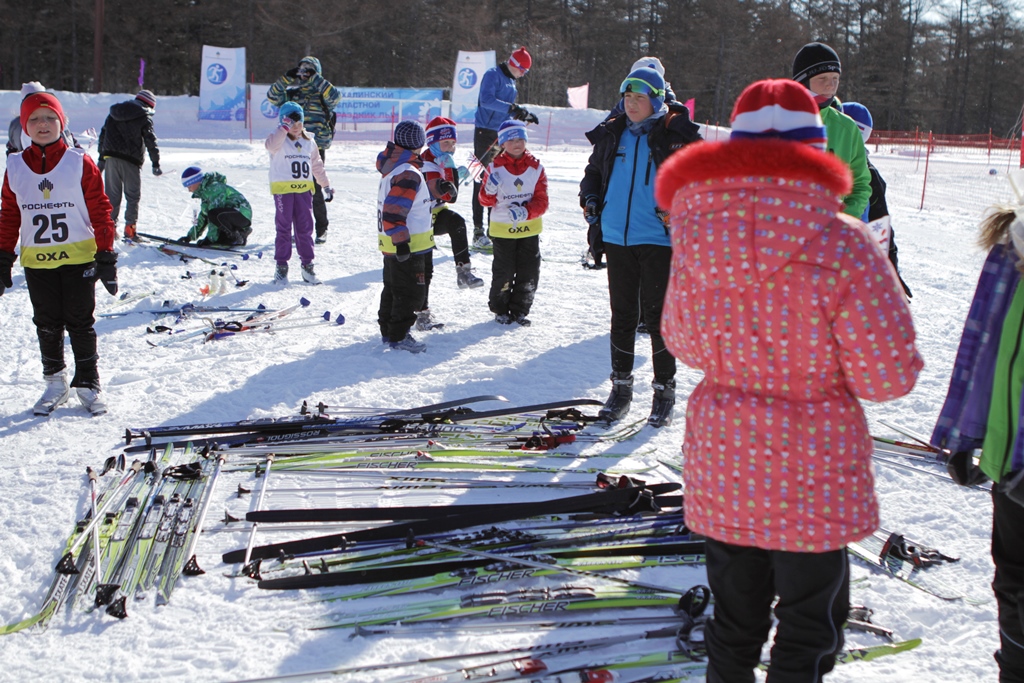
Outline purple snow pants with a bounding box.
[274,192,315,266]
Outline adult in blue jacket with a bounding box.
[472,47,537,247]
[580,66,702,428]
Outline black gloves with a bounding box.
[286,68,300,79]
[947,450,988,487]
[153,166,163,176]
[583,196,601,226]
[176,235,191,244]
[97,157,106,172]
[510,104,539,125]
[95,251,118,296]
[323,187,334,203]
[395,242,411,263]
[437,179,458,202]
[0,250,15,296]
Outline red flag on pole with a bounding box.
[683,98,695,119]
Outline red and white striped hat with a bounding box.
[425,117,457,146]
[729,79,827,151]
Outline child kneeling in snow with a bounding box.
[178,166,252,248]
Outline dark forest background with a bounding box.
[2,0,1023,135]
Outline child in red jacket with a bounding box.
[478,120,548,326]
[0,92,117,416]
[657,79,922,682]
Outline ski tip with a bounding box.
[299,297,311,308]
[321,311,330,321]
[334,314,345,325]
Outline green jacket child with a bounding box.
[178,167,253,246]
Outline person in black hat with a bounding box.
[791,42,872,220]
[96,89,162,240]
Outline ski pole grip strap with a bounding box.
[679,584,711,618]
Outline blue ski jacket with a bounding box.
[475,64,518,132]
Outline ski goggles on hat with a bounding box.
[619,77,664,98]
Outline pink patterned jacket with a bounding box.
[655,138,923,552]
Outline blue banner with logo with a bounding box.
[198,45,247,121]
[451,51,496,125]
[336,88,443,124]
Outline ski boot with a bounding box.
[389,333,426,354]
[597,372,633,424]
[33,371,70,416]
[414,309,444,331]
[76,386,108,416]
[648,378,676,428]
[456,263,484,289]
[273,262,289,285]
[301,262,321,285]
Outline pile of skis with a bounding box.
[2,396,923,678]
[1,444,226,633]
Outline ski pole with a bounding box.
[85,467,106,598]
[179,449,227,578]
[58,460,145,571]
[241,453,276,572]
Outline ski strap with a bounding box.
[879,532,959,568]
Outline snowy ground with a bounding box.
[0,91,1015,681]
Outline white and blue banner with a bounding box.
[198,45,246,121]
[336,88,443,125]
[450,50,496,125]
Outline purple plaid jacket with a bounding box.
[931,244,1024,478]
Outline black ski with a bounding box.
[222,483,678,564]
[125,395,508,445]
[425,399,604,424]
[246,490,682,523]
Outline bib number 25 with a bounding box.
[33,213,69,244]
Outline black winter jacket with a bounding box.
[98,101,160,168]
[579,102,702,208]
